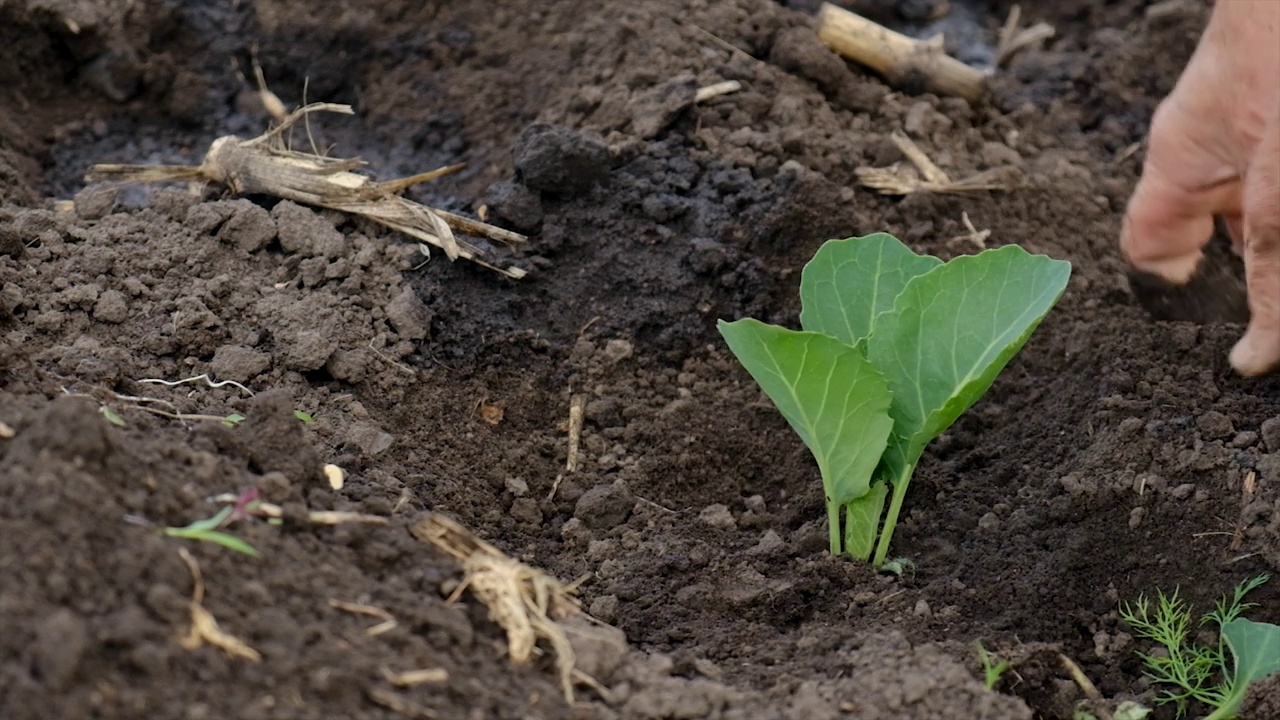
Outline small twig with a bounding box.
[694,80,742,103]
[380,666,449,687]
[1230,470,1255,552]
[857,132,1013,196]
[366,687,438,719]
[565,395,586,473]
[211,494,389,526]
[948,211,991,249]
[366,339,417,375]
[330,599,398,636]
[1058,653,1110,720]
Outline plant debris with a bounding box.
[85,102,528,279]
[410,513,592,704]
[176,548,262,662]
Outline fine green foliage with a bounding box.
[1119,574,1277,720]
[975,641,1010,690]
[294,409,315,423]
[718,233,1071,563]
[164,506,261,557]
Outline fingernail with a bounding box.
[1229,328,1280,377]
[1130,252,1203,285]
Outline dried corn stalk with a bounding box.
[410,513,589,704]
[85,102,527,279]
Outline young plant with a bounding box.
[975,641,1010,690]
[718,233,1070,563]
[164,491,264,557]
[1119,574,1279,720]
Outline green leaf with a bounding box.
[222,413,246,427]
[1208,618,1280,720]
[294,410,315,423]
[869,244,1072,476]
[717,318,894,553]
[843,483,888,561]
[99,405,126,426]
[799,233,942,346]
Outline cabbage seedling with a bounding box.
[718,233,1070,563]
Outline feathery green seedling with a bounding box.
[975,641,1010,690]
[719,233,1071,563]
[1119,574,1278,720]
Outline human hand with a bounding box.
[1120,0,1280,376]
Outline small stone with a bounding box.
[325,349,366,384]
[216,200,276,252]
[1232,431,1259,448]
[574,481,633,529]
[913,598,931,618]
[1196,410,1234,440]
[346,422,395,457]
[1128,506,1146,529]
[749,529,785,555]
[73,185,118,220]
[505,477,529,496]
[210,344,271,382]
[744,495,766,513]
[699,503,736,530]
[981,141,1022,167]
[1170,483,1196,500]
[281,330,336,371]
[1260,417,1280,453]
[384,287,432,342]
[484,181,544,231]
[513,123,610,195]
[92,289,129,323]
[589,594,619,623]
[977,512,1001,531]
[33,609,88,690]
[509,498,543,524]
[599,339,633,365]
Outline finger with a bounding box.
[1121,98,1244,283]
[1224,213,1246,256]
[1228,114,1280,376]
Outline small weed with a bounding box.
[164,495,262,557]
[975,641,1010,690]
[877,556,915,579]
[1119,574,1274,719]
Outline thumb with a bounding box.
[1121,97,1243,284]
[1228,115,1280,377]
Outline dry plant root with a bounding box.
[176,547,262,662]
[816,2,988,102]
[856,130,1015,195]
[85,102,528,279]
[410,513,593,704]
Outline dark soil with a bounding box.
[2,0,1278,718]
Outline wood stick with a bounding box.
[816,2,988,102]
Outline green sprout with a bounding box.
[99,405,126,426]
[163,501,261,557]
[975,641,1010,690]
[718,233,1071,563]
[1119,574,1278,720]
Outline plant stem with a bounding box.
[827,500,842,555]
[873,463,914,565]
